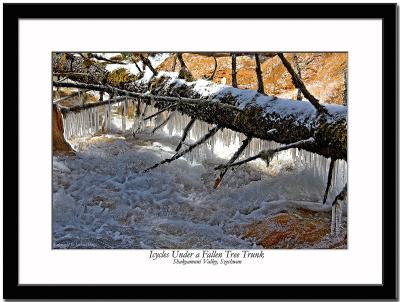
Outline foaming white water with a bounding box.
[57,102,347,248]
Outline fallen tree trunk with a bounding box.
[53,54,347,160]
[58,95,127,113]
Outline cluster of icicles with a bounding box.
[62,99,347,236]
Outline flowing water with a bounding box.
[53,101,347,249]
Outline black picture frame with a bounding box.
[3,3,398,300]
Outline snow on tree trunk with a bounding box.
[52,53,347,161]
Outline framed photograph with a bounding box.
[3,2,398,300]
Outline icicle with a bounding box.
[122,100,127,132]
[330,200,344,236]
[76,113,79,136]
[75,112,79,137]
[95,107,99,133]
[83,109,87,135]
[89,108,93,133]
[167,111,176,136]
[337,202,343,236]
[73,113,78,137]
[63,115,67,139]
[291,148,296,161]
[335,204,340,235]
[103,105,108,132]
[68,113,72,138]
[331,205,336,235]
[92,107,96,133]
[70,113,74,138]
[107,103,112,132]
[81,111,84,136]
[78,111,82,136]
[80,111,84,136]
[92,108,95,134]
[81,110,85,136]
[88,109,92,133]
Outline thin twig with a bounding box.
[215,137,315,170]
[332,183,347,206]
[277,53,326,114]
[214,136,252,188]
[323,158,336,204]
[208,56,218,80]
[175,117,196,151]
[143,125,222,172]
[255,54,265,94]
[152,111,173,134]
[144,104,177,121]
[140,54,158,76]
[231,53,238,88]
[89,53,127,64]
[53,81,242,112]
[57,96,127,113]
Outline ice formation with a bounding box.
[54,53,347,249]
[56,99,348,248]
[331,198,345,236]
[64,100,347,241]
[62,100,347,201]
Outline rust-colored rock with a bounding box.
[52,104,74,155]
[243,207,347,249]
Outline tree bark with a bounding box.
[231,53,238,88]
[208,56,218,80]
[254,54,265,94]
[293,53,302,100]
[140,54,158,76]
[278,53,326,114]
[53,53,347,161]
[176,53,194,81]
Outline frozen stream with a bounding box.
[53,104,347,249]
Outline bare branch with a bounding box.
[215,137,315,170]
[143,125,222,172]
[293,53,302,100]
[152,111,173,134]
[144,104,177,121]
[189,52,277,58]
[231,53,238,88]
[332,183,347,206]
[175,117,196,152]
[214,136,252,188]
[207,56,218,80]
[140,54,158,76]
[171,54,177,72]
[255,54,265,94]
[277,53,327,114]
[53,81,202,106]
[331,183,347,235]
[132,102,149,136]
[323,158,336,204]
[53,89,88,104]
[53,72,91,77]
[87,53,127,65]
[176,53,194,81]
[134,61,143,73]
[57,96,127,113]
